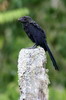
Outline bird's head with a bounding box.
[18,16,32,23]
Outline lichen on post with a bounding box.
[18,47,50,100]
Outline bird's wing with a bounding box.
[30,20,46,38]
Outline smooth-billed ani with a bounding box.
[18,16,59,70]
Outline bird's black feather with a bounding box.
[18,16,59,70]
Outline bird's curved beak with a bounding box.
[18,17,24,22]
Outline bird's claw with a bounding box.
[27,44,37,49]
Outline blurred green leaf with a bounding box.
[0,8,29,24]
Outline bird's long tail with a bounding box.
[43,41,59,70]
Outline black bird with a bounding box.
[18,16,59,70]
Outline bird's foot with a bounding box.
[27,44,37,49]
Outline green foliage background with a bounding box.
[0,0,66,100]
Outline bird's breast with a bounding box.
[23,23,35,42]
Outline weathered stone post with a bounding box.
[18,47,50,100]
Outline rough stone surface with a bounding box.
[18,47,49,100]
